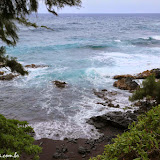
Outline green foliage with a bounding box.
[129,75,160,104]
[0,114,42,160]
[0,46,28,75]
[90,105,160,160]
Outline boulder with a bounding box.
[25,64,49,68]
[0,73,17,80]
[113,77,139,91]
[53,80,67,88]
[88,111,137,130]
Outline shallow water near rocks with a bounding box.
[0,14,160,140]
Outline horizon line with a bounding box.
[38,12,160,14]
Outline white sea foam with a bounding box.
[91,51,160,76]
[152,36,160,40]
[114,40,121,42]
[31,94,105,140]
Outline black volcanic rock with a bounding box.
[88,111,137,130]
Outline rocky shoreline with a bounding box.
[21,99,154,160]
[1,65,159,160]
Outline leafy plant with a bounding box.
[0,114,41,160]
[129,75,160,104]
[90,105,160,160]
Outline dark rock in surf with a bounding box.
[53,80,67,88]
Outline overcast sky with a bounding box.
[38,0,160,13]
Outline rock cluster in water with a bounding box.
[94,89,120,108]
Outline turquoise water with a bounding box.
[0,14,160,140]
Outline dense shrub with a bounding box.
[0,114,41,160]
[129,75,160,104]
[90,105,160,160]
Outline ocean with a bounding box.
[0,13,160,140]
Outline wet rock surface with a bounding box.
[53,80,67,88]
[113,77,139,91]
[25,64,49,68]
